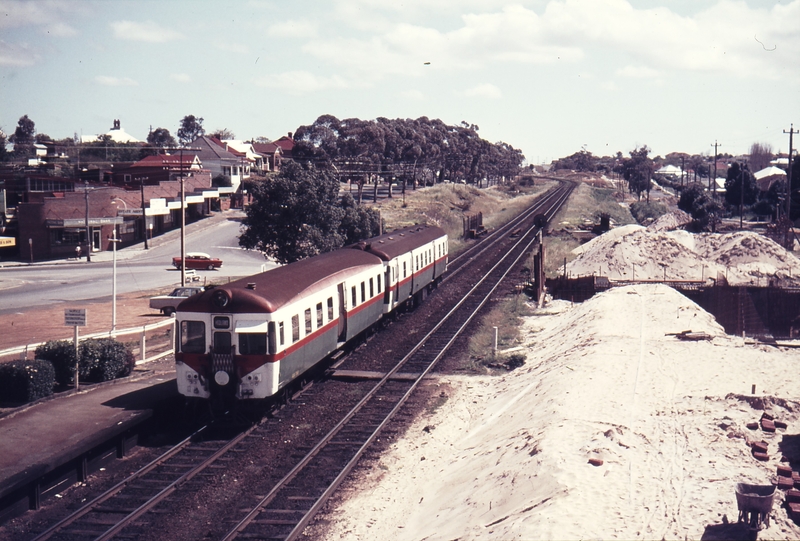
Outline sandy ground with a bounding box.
[317,284,800,540]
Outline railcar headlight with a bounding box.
[212,290,230,308]
[214,371,230,386]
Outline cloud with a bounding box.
[462,83,502,99]
[0,39,40,66]
[110,20,185,43]
[170,73,192,83]
[616,65,660,79]
[267,19,318,38]
[0,0,80,35]
[254,71,353,94]
[94,75,139,87]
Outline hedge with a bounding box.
[0,359,55,403]
[34,338,135,386]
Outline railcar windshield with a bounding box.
[180,320,206,353]
[239,333,267,355]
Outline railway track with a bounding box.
[23,180,574,541]
[219,180,576,541]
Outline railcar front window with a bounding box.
[240,332,267,355]
[180,321,206,354]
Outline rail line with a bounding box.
[220,180,576,541]
[23,180,574,541]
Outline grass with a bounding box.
[457,296,533,374]
[376,180,557,254]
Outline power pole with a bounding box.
[711,141,721,194]
[784,124,798,220]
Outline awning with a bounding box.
[235,320,269,333]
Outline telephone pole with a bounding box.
[784,124,798,220]
[711,141,721,194]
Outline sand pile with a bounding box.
[316,285,800,540]
[567,225,800,286]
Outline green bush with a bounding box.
[0,359,55,403]
[35,340,78,386]
[34,338,135,386]
[630,200,668,225]
[79,338,135,382]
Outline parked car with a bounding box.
[149,287,205,316]
[172,252,223,270]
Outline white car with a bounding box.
[149,287,204,316]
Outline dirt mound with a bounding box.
[567,228,800,286]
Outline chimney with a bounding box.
[288,132,292,139]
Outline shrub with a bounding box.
[35,340,78,386]
[0,359,55,403]
[630,200,668,225]
[79,338,135,382]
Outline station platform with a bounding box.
[0,372,177,523]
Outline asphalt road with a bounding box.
[0,211,275,316]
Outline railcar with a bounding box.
[174,225,447,404]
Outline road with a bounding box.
[0,212,275,316]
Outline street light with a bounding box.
[110,229,119,333]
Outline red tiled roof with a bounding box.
[132,154,197,168]
[274,136,295,151]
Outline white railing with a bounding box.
[0,318,176,366]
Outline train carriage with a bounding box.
[350,225,448,311]
[176,249,385,400]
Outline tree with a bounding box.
[209,128,235,140]
[177,115,205,146]
[622,146,654,201]
[147,127,177,148]
[0,129,7,162]
[723,163,758,212]
[239,161,380,264]
[678,182,723,231]
[748,142,773,173]
[10,114,36,157]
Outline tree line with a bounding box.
[292,115,525,190]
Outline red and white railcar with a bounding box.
[174,225,447,402]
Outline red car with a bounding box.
[172,252,223,270]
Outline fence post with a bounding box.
[140,326,147,363]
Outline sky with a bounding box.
[1,0,798,164]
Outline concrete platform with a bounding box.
[0,373,177,521]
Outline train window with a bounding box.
[180,321,205,354]
[304,308,312,334]
[376,275,381,293]
[213,316,230,329]
[360,282,365,303]
[369,278,374,298]
[316,303,323,327]
[327,297,334,321]
[351,286,357,307]
[240,332,267,355]
[279,321,285,346]
[268,322,277,354]
[402,261,407,278]
[292,315,299,342]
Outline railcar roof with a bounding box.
[349,225,446,261]
[178,249,382,314]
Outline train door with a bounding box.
[383,265,392,305]
[337,283,347,342]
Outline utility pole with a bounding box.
[784,124,798,220]
[83,180,91,262]
[711,141,721,194]
[140,181,149,250]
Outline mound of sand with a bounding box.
[316,285,800,540]
[568,228,800,286]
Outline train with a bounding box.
[174,225,448,404]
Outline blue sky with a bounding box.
[1,0,798,164]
